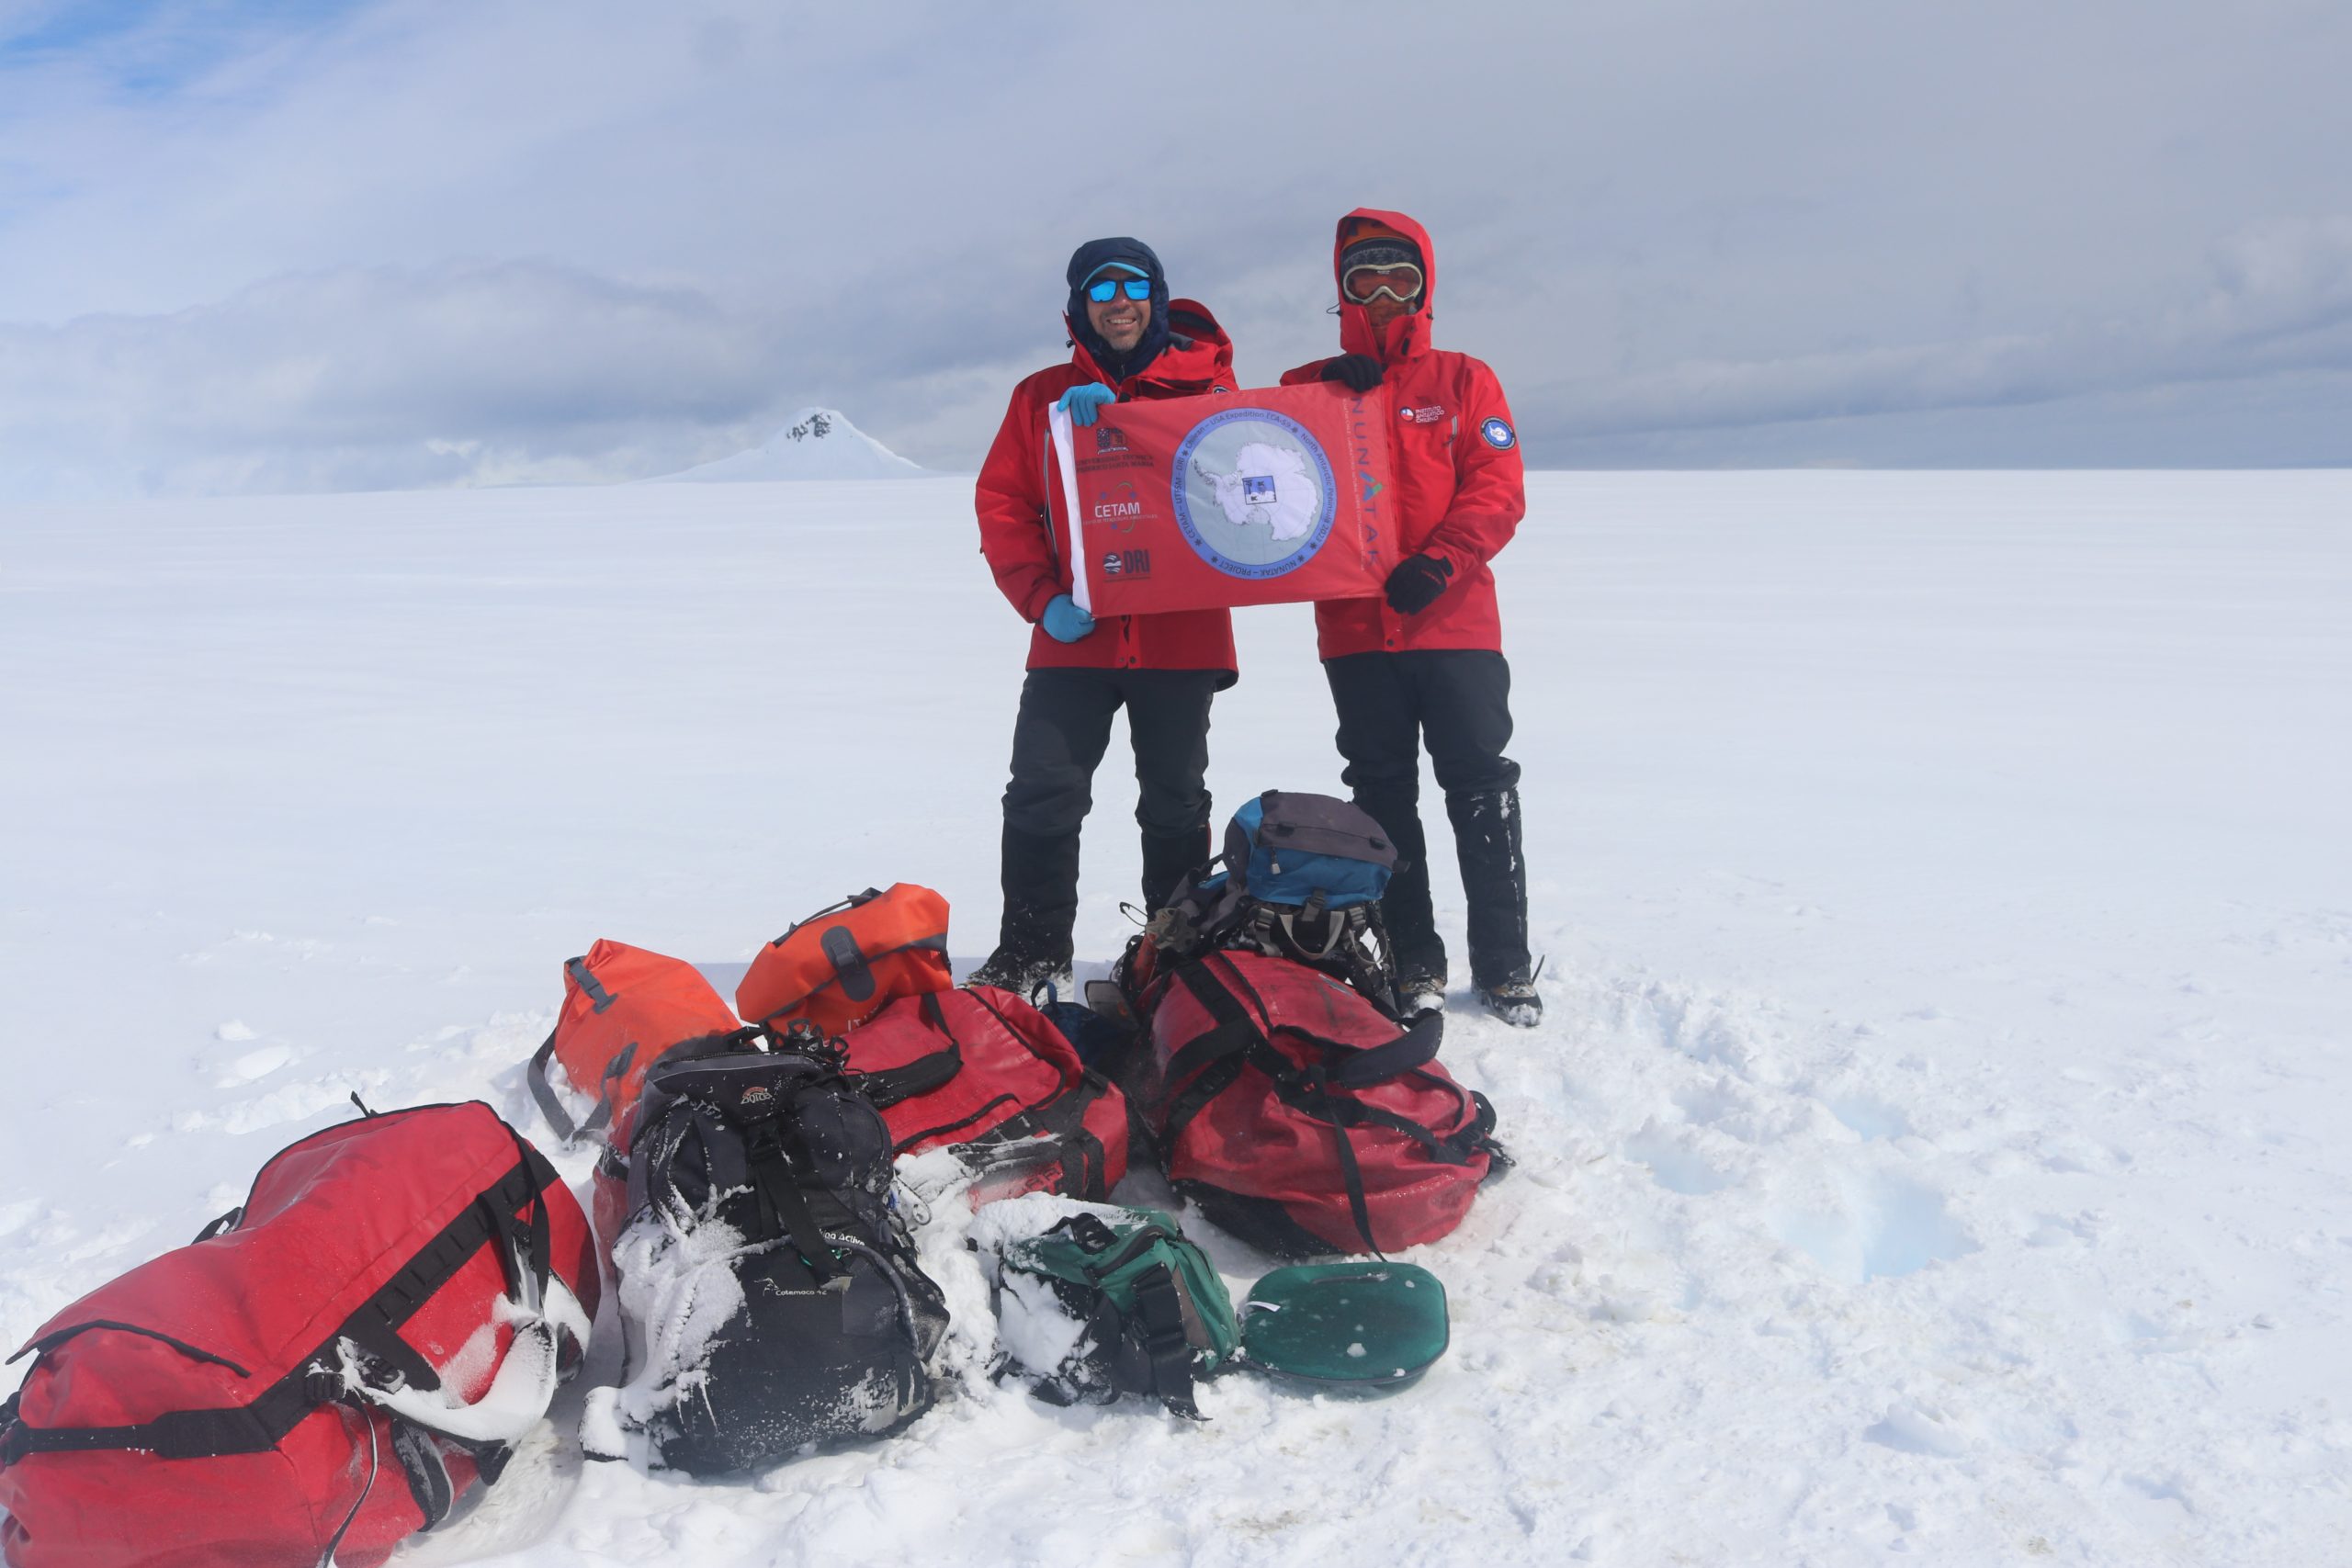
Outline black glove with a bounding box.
[1319,354,1384,394]
[1384,553,1453,615]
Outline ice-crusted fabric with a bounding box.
[593,1043,949,1476]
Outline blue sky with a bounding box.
[0,0,363,93]
[2,0,2348,495]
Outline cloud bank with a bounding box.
[2,1,2347,494]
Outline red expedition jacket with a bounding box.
[1281,209,1526,660]
[976,300,1238,676]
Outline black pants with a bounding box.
[997,667,1220,960]
[1324,649,1530,987]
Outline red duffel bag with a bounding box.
[0,1102,599,1568]
[840,986,1131,1204]
[1137,951,1506,1257]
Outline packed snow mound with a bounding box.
[652,407,924,481]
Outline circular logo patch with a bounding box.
[1170,409,1338,580]
[1480,416,1517,450]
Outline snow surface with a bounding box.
[649,408,924,481]
[3,470,2350,1564]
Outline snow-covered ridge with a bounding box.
[651,407,924,481]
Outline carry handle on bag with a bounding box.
[736,884,954,1039]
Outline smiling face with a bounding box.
[1086,270,1152,353]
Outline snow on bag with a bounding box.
[735,885,953,1038]
[1047,381,1392,617]
[836,984,1131,1205]
[588,1035,947,1476]
[0,1102,599,1568]
[1136,950,1504,1257]
[980,1204,1237,1418]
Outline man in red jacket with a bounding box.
[1282,209,1540,1026]
[969,237,1238,994]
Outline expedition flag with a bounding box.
[1047,382,1395,617]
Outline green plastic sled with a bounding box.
[1237,1261,1450,1395]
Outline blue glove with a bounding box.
[1042,593,1097,643]
[1054,383,1118,426]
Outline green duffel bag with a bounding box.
[992,1207,1238,1417]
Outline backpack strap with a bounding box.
[845,992,965,1109]
[773,888,888,943]
[563,955,617,1014]
[1131,1263,1205,1420]
[1156,962,1260,1151]
[1277,1010,1444,1089]
[526,1030,628,1146]
[741,1123,844,1284]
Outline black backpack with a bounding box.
[600,1033,948,1475]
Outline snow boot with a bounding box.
[1140,823,1211,916]
[1476,976,1543,1029]
[967,944,1074,1002]
[978,825,1079,998]
[1395,965,1447,1018]
[1449,786,1532,994]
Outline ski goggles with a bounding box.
[1341,260,1425,305]
[1085,275,1153,303]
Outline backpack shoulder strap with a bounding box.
[1131,1263,1205,1420]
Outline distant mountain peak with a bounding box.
[653,407,925,481]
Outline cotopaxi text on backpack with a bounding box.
[0,1102,599,1568]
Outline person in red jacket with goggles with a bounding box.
[1281,209,1540,1026]
[969,237,1238,996]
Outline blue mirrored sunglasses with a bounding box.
[1086,276,1153,303]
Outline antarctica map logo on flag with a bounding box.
[1173,408,1337,580]
[1049,382,1393,616]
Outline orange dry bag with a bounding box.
[526,940,744,1146]
[737,885,953,1037]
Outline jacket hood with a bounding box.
[1066,296,1234,393]
[1333,207,1435,365]
[1066,236,1173,385]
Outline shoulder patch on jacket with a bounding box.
[1479,416,1516,450]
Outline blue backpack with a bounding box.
[1225,792,1395,910]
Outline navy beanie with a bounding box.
[1066,236,1172,382]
